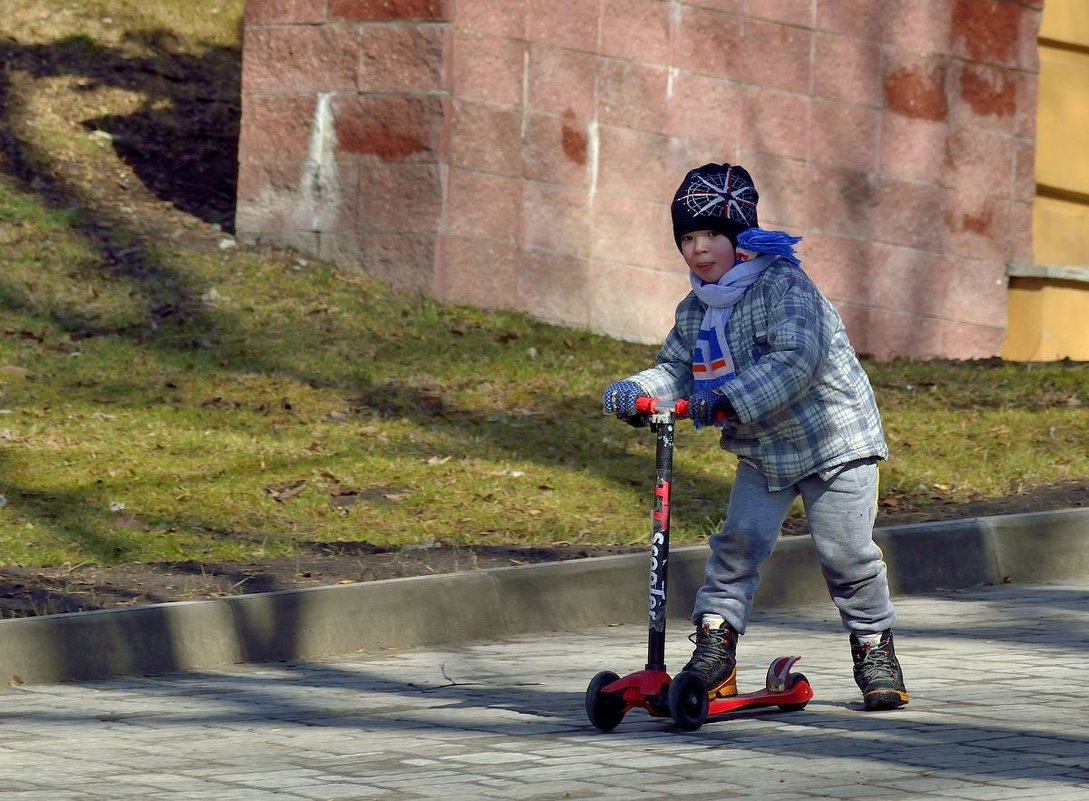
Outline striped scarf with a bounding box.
[690,228,802,395]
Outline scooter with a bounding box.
[585,396,813,732]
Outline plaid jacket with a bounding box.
[626,260,888,490]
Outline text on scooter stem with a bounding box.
[649,529,667,631]
[648,478,671,631]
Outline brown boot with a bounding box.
[850,630,909,711]
[682,621,738,699]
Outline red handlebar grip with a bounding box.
[634,396,692,418]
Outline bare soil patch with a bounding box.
[4,482,1085,617]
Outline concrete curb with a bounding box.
[1,508,1087,687]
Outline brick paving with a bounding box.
[1,579,1087,800]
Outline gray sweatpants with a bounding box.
[692,458,896,636]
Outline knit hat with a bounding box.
[671,163,759,250]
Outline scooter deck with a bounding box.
[707,680,813,716]
[598,658,812,722]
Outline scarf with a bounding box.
[691,228,802,395]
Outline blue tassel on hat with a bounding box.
[735,227,802,267]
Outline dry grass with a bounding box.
[1,0,1087,574]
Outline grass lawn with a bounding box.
[1,0,1086,595]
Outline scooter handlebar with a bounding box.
[634,396,691,418]
[633,396,729,423]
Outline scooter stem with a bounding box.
[646,409,675,672]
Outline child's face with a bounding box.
[680,229,736,283]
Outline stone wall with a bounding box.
[236,0,1041,360]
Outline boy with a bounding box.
[602,163,908,711]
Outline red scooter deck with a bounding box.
[588,656,813,732]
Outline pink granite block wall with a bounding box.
[519,250,592,328]
[238,0,450,290]
[236,0,1042,361]
[244,0,327,26]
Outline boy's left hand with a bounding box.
[687,390,734,426]
[602,380,643,419]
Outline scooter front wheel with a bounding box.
[668,671,709,731]
[586,671,625,732]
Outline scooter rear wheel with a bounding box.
[668,671,709,731]
[586,671,625,732]
[777,673,811,712]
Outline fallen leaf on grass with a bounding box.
[329,489,363,509]
[263,479,307,502]
[329,486,412,508]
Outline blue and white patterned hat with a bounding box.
[671,163,759,250]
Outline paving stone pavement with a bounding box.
[1,578,1087,801]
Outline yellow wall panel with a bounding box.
[1034,196,1089,265]
[1003,278,1089,361]
[1035,49,1089,195]
[1007,0,1089,361]
[1040,0,1089,45]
